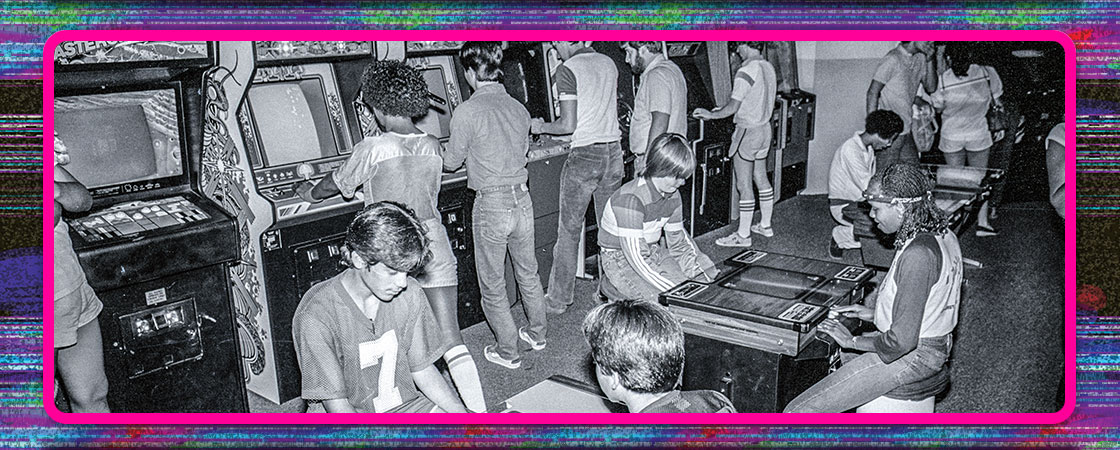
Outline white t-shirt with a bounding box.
[629,54,687,155]
[931,65,1003,141]
[828,132,876,202]
[730,58,777,128]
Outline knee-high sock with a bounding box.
[757,188,774,229]
[737,199,755,236]
[445,345,486,412]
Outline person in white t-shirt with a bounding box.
[693,42,778,248]
[930,43,1003,236]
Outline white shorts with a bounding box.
[415,217,458,289]
[940,133,993,153]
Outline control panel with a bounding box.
[68,196,210,242]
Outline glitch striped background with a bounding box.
[0,2,1108,447]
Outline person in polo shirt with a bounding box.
[597,133,717,303]
[444,41,547,374]
[621,41,688,174]
[530,41,623,315]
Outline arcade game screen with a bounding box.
[245,77,348,168]
[718,266,826,300]
[54,89,183,189]
[412,60,455,141]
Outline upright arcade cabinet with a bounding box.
[52,41,246,412]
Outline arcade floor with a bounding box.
[249,183,1065,414]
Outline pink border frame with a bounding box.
[42,29,1076,426]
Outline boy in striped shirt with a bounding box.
[597,133,718,303]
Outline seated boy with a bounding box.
[292,201,467,413]
[582,299,736,413]
[827,109,903,259]
[597,133,717,303]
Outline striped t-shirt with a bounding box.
[598,177,685,251]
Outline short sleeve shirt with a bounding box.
[292,274,449,413]
[630,55,688,155]
[332,132,443,221]
[828,132,876,202]
[872,45,929,134]
[554,48,621,148]
[730,59,777,128]
[598,177,685,250]
[639,390,736,413]
[931,65,1003,141]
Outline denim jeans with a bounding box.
[783,335,952,413]
[472,184,546,360]
[547,141,624,309]
[600,247,691,303]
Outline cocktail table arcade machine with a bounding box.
[844,164,1004,270]
[659,250,876,413]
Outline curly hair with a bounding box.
[866,110,904,140]
[582,299,684,394]
[868,163,949,247]
[344,201,431,274]
[359,60,431,118]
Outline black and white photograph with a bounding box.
[49,38,1066,416]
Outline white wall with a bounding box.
[799,41,899,195]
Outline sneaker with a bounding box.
[750,223,774,238]
[518,326,546,351]
[483,345,521,369]
[828,238,844,260]
[715,232,752,247]
[976,225,999,237]
[543,293,569,315]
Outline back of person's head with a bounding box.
[642,133,695,180]
[344,201,431,273]
[360,60,430,118]
[944,43,974,78]
[865,163,948,245]
[623,41,663,53]
[865,110,904,140]
[731,41,766,52]
[459,41,504,82]
[582,299,685,394]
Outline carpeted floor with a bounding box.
[249,192,1066,414]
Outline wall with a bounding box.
[798,42,898,195]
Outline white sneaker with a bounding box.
[750,223,774,238]
[483,345,521,369]
[518,326,546,351]
[715,232,752,247]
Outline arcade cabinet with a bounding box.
[53,41,246,412]
[667,41,736,238]
[660,249,874,413]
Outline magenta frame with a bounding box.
[41,29,1077,426]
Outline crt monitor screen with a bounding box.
[247,77,343,167]
[415,65,453,141]
[54,89,184,189]
[718,266,826,300]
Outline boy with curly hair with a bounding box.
[295,60,484,412]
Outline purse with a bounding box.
[983,68,1008,132]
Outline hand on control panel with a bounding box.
[529,117,545,135]
[830,303,873,322]
[295,180,321,204]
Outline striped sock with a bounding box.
[758,188,774,229]
[445,345,486,413]
[738,199,755,236]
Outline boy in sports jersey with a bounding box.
[583,299,735,413]
[597,133,717,303]
[292,201,467,413]
[295,60,484,412]
[693,41,778,248]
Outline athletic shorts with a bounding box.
[54,281,103,348]
[415,217,458,289]
[940,133,993,153]
[729,123,773,160]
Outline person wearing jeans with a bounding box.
[785,164,962,413]
[530,41,622,315]
[445,42,547,374]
